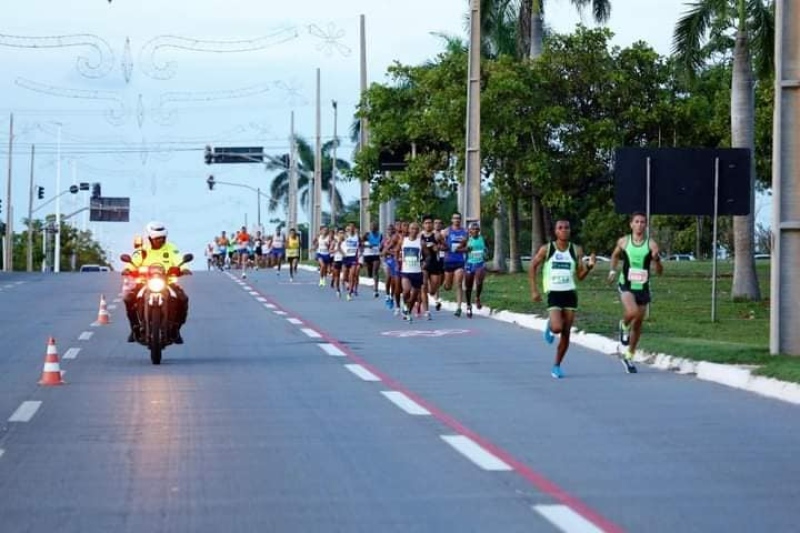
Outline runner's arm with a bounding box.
[529,245,547,300]
[650,241,663,275]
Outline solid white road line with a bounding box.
[63,348,81,360]
[286,318,304,325]
[381,391,431,415]
[317,343,346,357]
[533,505,603,533]
[9,401,42,422]
[300,327,321,338]
[79,331,93,341]
[345,364,381,382]
[440,435,512,471]
[274,310,288,316]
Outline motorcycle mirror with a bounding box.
[120,253,133,264]
[182,253,194,264]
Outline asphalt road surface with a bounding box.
[0,268,797,533]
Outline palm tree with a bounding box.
[517,0,612,256]
[672,0,773,301]
[266,134,349,221]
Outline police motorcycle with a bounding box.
[120,251,193,365]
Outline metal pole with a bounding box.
[42,222,47,272]
[4,113,13,272]
[257,187,261,230]
[289,111,298,232]
[331,99,338,227]
[464,0,482,223]
[645,156,652,319]
[314,68,323,234]
[54,124,61,273]
[359,14,371,232]
[27,144,34,272]
[771,0,800,355]
[711,157,720,323]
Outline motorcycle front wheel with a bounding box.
[148,304,163,365]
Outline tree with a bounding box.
[266,135,349,220]
[672,0,774,300]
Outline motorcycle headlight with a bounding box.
[147,277,166,292]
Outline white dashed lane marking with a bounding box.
[381,391,431,415]
[345,364,381,382]
[63,348,80,360]
[9,401,42,422]
[286,318,303,325]
[300,328,321,338]
[78,331,93,341]
[256,297,267,303]
[274,310,288,316]
[317,343,346,357]
[440,435,512,471]
[265,303,277,309]
[533,505,604,533]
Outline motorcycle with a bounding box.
[120,252,193,365]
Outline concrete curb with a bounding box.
[298,265,800,406]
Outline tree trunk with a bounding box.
[528,2,546,258]
[730,29,760,300]
[530,195,545,257]
[492,202,507,272]
[508,198,523,273]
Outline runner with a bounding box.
[235,225,251,278]
[431,217,446,310]
[441,212,468,317]
[271,229,286,276]
[399,221,426,323]
[529,219,596,379]
[460,222,487,318]
[362,221,382,298]
[313,226,332,286]
[286,228,301,281]
[381,224,398,309]
[420,215,442,320]
[608,211,663,374]
[331,228,345,298]
[342,223,361,301]
[253,231,264,270]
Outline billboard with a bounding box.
[90,197,130,222]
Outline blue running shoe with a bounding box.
[551,365,564,379]
[543,320,555,345]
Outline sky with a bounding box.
[0,0,772,267]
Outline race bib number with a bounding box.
[550,273,572,285]
[346,246,358,255]
[405,256,420,268]
[438,250,445,259]
[469,250,483,262]
[627,268,649,283]
[450,242,461,253]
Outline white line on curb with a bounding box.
[9,401,42,422]
[287,318,303,325]
[318,343,346,357]
[345,364,381,382]
[532,505,603,533]
[63,348,81,360]
[300,327,321,338]
[440,435,512,471]
[79,331,93,341]
[381,391,431,415]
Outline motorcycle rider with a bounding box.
[123,221,190,345]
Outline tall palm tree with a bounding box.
[672,0,773,301]
[266,134,349,221]
[517,0,612,256]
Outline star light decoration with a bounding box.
[307,23,352,57]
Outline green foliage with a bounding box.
[5,219,109,271]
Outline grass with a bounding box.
[481,260,800,384]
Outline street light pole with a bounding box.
[4,113,13,272]
[359,14,371,232]
[289,111,298,231]
[331,100,338,227]
[54,124,62,273]
[257,186,262,230]
[27,144,34,272]
[463,0,482,224]
[314,67,322,234]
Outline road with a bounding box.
[0,268,798,532]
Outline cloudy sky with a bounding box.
[0,0,768,265]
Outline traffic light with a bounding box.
[0,198,2,214]
[204,145,213,165]
[37,186,45,200]
[92,183,101,199]
[207,175,215,190]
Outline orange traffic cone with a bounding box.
[96,294,110,325]
[39,337,65,386]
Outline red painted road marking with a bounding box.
[237,278,624,533]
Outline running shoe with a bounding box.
[346,293,352,301]
[241,272,247,279]
[621,350,638,374]
[336,290,341,299]
[426,311,432,321]
[543,319,555,345]
[551,365,564,379]
[454,307,462,318]
[619,319,631,346]
[374,291,379,299]
[466,305,473,318]
[319,279,325,287]
[475,296,482,310]
[435,300,442,311]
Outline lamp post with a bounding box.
[331,100,338,227]
[54,123,62,273]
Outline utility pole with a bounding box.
[331,99,338,227]
[771,0,800,356]
[4,113,13,272]
[463,0,482,224]
[27,144,34,272]
[359,14,371,232]
[54,124,62,273]
[314,67,323,235]
[289,111,298,232]
[257,187,262,231]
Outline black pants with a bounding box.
[124,284,189,331]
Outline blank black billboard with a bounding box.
[614,148,751,216]
[90,197,130,222]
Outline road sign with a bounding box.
[381,329,471,338]
[90,197,130,222]
[214,146,264,164]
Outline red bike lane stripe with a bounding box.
[241,277,625,533]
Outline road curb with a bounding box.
[298,265,800,406]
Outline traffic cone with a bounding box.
[39,337,65,386]
[96,294,110,325]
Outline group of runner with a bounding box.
[206,226,302,280]
[311,212,488,322]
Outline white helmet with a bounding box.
[146,221,168,240]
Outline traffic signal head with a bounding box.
[205,145,213,165]
[37,186,44,199]
[0,198,3,214]
[92,183,101,198]
[207,175,215,190]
